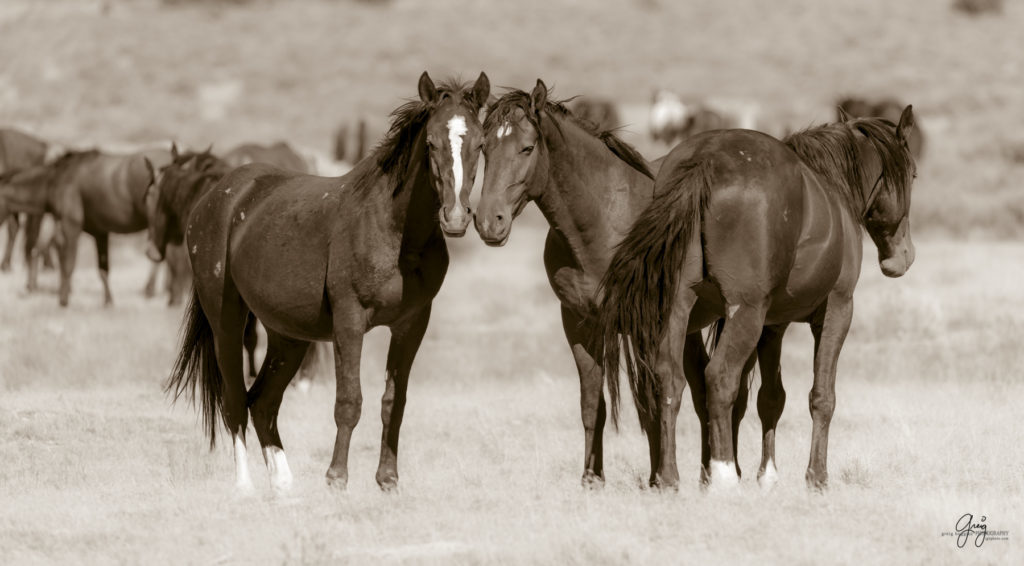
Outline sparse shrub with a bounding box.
[952,0,1003,16]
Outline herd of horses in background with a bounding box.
[0,73,920,494]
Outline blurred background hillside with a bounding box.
[1,0,1022,236]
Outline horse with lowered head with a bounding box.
[600,107,918,491]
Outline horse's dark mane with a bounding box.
[783,118,913,219]
[159,149,231,222]
[350,78,483,198]
[484,89,654,180]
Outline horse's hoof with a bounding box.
[581,471,605,489]
[805,469,829,491]
[651,474,680,492]
[325,472,348,491]
[758,461,779,492]
[376,476,399,492]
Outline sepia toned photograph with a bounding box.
[0,0,1020,563]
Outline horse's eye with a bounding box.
[521,145,534,155]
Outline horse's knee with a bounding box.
[808,391,835,422]
[334,397,361,428]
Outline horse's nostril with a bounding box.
[495,214,504,222]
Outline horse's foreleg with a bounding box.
[143,260,159,298]
[94,232,113,307]
[1,215,17,272]
[705,302,767,490]
[56,220,82,307]
[326,306,366,490]
[247,330,310,492]
[806,296,853,490]
[755,324,788,490]
[560,306,606,487]
[22,214,42,292]
[651,288,697,490]
[375,305,431,491]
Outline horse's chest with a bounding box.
[357,239,448,324]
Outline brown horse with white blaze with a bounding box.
[166,72,489,492]
[600,107,918,490]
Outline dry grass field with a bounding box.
[1,0,1023,564]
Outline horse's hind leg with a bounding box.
[560,306,606,487]
[376,305,431,491]
[806,295,853,490]
[704,302,767,489]
[326,302,367,490]
[248,330,310,492]
[94,232,113,306]
[730,353,757,479]
[683,332,711,484]
[211,298,253,491]
[143,260,159,298]
[1,215,18,272]
[243,312,259,378]
[651,288,697,490]
[756,323,788,490]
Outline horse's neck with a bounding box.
[376,146,440,252]
[534,119,652,272]
[175,174,220,231]
[0,173,49,213]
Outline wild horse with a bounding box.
[599,106,918,490]
[0,128,56,272]
[473,80,714,486]
[5,147,174,306]
[167,72,490,492]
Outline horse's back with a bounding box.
[223,142,310,173]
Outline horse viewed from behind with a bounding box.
[167,72,490,493]
[600,107,918,490]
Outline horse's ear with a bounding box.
[897,105,915,140]
[530,79,548,117]
[170,142,179,161]
[471,72,490,110]
[418,71,437,104]
[837,105,852,122]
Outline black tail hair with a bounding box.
[598,159,714,431]
[166,288,224,449]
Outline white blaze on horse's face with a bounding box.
[447,114,468,210]
[496,121,513,139]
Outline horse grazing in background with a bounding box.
[167,71,489,492]
[474,80,713,487]
[0,128,57,273]
[649,89,759,146]
[222,141,310,173]
[837,97,925,160]
[600,107,918,490]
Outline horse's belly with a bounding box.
[229,226,332,341]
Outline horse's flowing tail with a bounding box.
[598,159,714,431]
[166,288,224,449]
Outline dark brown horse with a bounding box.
[474,80,689,486]
[167,72,489,492]
[41,148,173,306]
[599,107,918,490]
[0,128,53,272]
[222,141,310,173]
